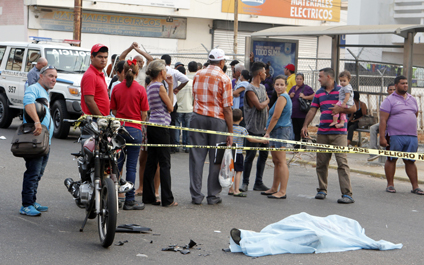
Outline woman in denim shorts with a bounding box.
[263,75,292,199]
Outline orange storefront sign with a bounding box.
[222,0,341,22]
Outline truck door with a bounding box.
[2,47,26,109]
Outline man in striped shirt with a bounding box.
[189,48,233,205]
[301,68,357,204]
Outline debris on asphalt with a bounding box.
[153,234,161,236]
[214,230,221,233]
[222,248,231,252]
[136,254,148,257]
[115,240,128,246]
[162,239,198,255]
[150,240,153,244]
[0,136,6,140]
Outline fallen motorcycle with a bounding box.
[64,116,133,248]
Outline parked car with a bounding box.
[0,38,103,138]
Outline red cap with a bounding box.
[91,43,108,54]
[285,64,295,72]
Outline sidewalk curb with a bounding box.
[288,158,424,185]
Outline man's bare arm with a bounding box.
[84,95,103,115]
[134,47,153,65]
[118,42,137,61]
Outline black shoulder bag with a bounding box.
[298,86,312,113]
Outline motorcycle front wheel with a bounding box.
[98,178,117,248]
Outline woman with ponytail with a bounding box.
[142,59,178,207]
[110,59,149,210]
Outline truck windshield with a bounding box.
[44,48,91,73]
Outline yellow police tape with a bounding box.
[76,115,424,161]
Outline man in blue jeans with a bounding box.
[20,66,56,216]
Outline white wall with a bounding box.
[177,17,212,52]
[0,25,27,41]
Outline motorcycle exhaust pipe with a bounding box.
[64,178,80,198]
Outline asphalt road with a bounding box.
[1,118,423,265]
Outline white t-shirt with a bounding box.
[176,72,194,113]
[135,65,147,87]
[165,65,190,107]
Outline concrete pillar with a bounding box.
[403,31,414,94]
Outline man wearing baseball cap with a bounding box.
[284,64,296,93]
[189,48,233,205]
[80,44,110,116]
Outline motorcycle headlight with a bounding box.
[97,118,108,130]
[111,120,121,130]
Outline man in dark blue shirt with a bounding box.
[27,57,48,88]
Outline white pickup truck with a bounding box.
[0,40,93,138]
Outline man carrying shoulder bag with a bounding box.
[19,65,56,216]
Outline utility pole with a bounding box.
[73,0,82,47]
[233,0,238,59]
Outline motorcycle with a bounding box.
[64,116,133,248]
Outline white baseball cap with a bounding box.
[208,48,226,61]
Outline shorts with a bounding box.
[386,135,418,162]
[234,153,244,172]
[270,126,291,148]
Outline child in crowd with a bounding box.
[229,109,266,197]
[329,70,354,128]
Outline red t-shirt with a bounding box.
[81,64,110,116]
[110,81,149,130]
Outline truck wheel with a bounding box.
[52,99,70,139]
[0,93,15,128]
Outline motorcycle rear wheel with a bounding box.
[98,178,117,248]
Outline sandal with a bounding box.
[135,191,143,196]
[233,193,246,197]
[386,186,396,193]
[163,201,178,207]
[228,192,234,196]
[411,188,424,195]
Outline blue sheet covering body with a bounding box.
[229,212,402,257]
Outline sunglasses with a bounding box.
[40,65,56,74]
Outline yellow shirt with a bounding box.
[286,73,296,93]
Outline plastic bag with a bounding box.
[218,149,235,188]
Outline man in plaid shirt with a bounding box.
[189,48,233,205]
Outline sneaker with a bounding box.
[239,183,248,192]
[33,202,48,212]
[367,155,380,162]
[123,200,145,210]
[118,180,134,193]
[315,191,327,200]
[20,205,41,216]
[337,195,355,204]
[253,184,269,191]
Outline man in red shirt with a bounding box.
[81,44,110,116]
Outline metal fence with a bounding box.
[149,53,424,131]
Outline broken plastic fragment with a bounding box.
[214,230,221,233]
[222,248,231,252]
[136,254,148,257]
[0,136,6,140]
[188,239,197,248]
[180,249,190,255]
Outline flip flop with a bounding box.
[386,186,396,193]
[228,192,234,195]
[163,201,178,207]
[267,195,287,199]
[411,188,424,195]
[233,193,246,197]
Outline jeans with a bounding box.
[176,112,193,148]
[22,151,50,207]
[369,123,379,152]
[347,121,359,142]
[243,131,269,186]
[118,126,142,202]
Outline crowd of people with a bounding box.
[19,41,424,216]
